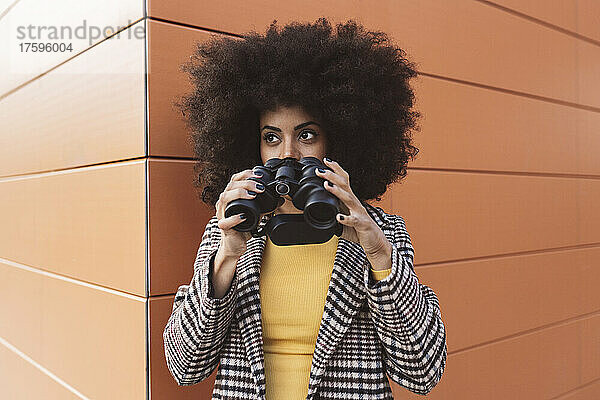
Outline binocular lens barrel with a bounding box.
[304,190,338,229]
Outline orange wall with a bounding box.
[0,1,598,398]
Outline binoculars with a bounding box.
[224,156,341,234]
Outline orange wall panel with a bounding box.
[0,161,147,296]
[0,342,81,400]
[147,20,225,157]
[0,0,143,97]
[148,159,215,296]
[412,77,600,175]
[0,260,147,399]
[419,246,600,352]
[404,315,600,399]
[389,170,600,263]
[0,19,146,177]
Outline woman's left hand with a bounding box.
[316,157,390,257]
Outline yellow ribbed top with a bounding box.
[259,235,391,399]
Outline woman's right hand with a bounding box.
[214,168,266,257]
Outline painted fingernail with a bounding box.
[240,214,247,220]
[317,168,325,173]
[339,215,345,220]
[324,157,332,162]
[254,171,263,177]
[256,183,265,190]
[328,181,334,187]
[247,190,257,196]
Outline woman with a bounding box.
[164,17,447,399]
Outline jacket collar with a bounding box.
[234,201,393,399]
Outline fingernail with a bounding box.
[339,215,345,220]
[328,181,334,187]
[247,190,257,196]
[317,168,325,173]
[256,183,265,191]
[254,171,263,177]
[324,157,332,162]
[240,214,247,220]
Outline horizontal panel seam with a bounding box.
[0,256,146,302]
[417,241,600,268]
[475,0,600,48]
[419,71,600,113]
[550,376,600,400]
[0,16,146,101]
[0,335,89,399]
[0,157,146,181]
[450,308,600,356]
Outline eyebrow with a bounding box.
[261,121,320,132]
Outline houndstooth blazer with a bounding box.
[163,201,447,399]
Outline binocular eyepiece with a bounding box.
[224,156,340,233]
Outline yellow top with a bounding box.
[259,235,391,400]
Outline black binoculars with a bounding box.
[224,156,341,234]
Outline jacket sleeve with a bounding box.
[163,215,239,386]
[363,214,447,395]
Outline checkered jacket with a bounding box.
[163,202,447,399]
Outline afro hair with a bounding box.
[175,17,421,209]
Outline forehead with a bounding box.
[260,105,314,123]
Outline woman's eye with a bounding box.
[299,130,317,140]
[263,130,318,144]
[264,133,279,143]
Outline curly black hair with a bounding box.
[175,17,421,209]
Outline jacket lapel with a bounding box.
[234,216,269,399]
[305,237,368,399]
[234,203,390,399]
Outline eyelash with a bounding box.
[263,130,319,143]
